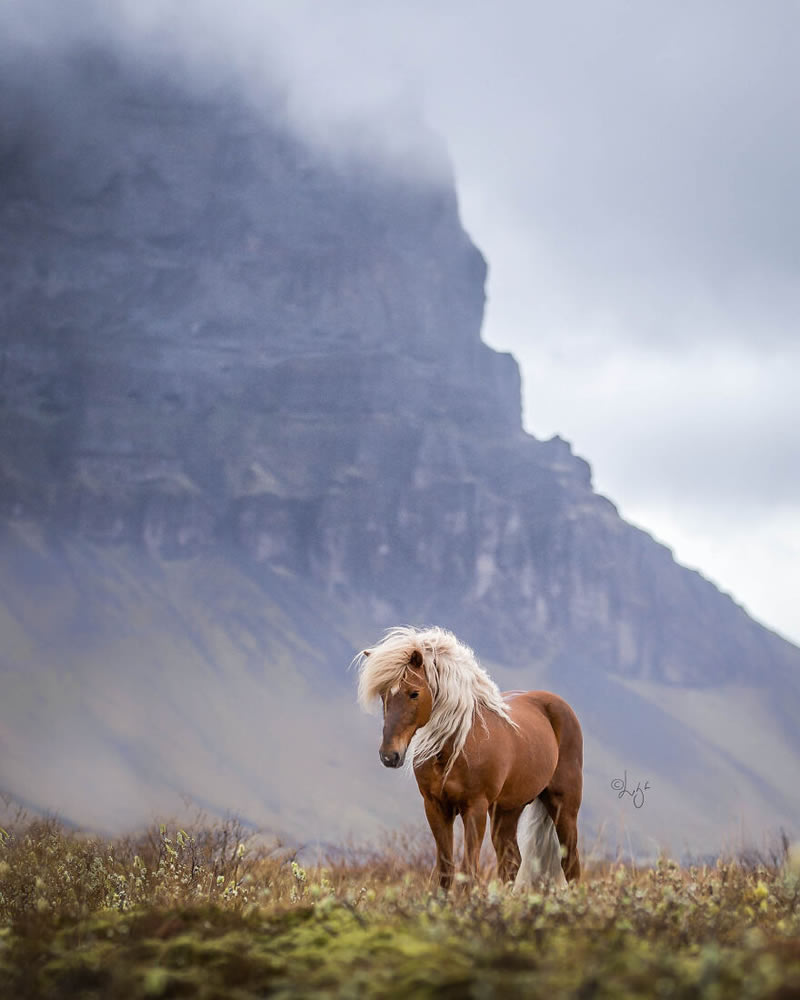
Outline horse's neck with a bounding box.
[433,734,458,765]
[433,713,489,767]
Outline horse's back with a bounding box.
[506,690,582,754]
[500,690,583,799]
[481,691,558,807]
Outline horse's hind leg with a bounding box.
[539,697,583,881]
[539,773,582,881]
[489,805,524,883]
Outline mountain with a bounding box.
[1,45,798,855]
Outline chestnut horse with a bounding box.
[356,626,583,889]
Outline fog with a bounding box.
[2,0,797,642]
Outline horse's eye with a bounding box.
[409,691,419,700]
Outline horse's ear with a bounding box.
[409,649,423,669]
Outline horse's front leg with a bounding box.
[461,798,489,882]
[490,805,524,883]
[423,796,456,891]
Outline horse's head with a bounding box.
[375,649,433,768]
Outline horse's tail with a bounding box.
[513,797,568,890]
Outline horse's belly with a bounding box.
[496,723,559,807]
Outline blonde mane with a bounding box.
[355,626,515,773]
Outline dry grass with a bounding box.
[0,813,799,998]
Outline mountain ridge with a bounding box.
[1,45,798,850]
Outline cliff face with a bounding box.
[1,46,799,846]
[1,55,493,517]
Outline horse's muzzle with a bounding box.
[379,749,404,768]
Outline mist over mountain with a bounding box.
[1,45,798,852]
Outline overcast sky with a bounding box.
[4,1,799,644]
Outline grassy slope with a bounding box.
[0,522,416,840]
[1,819,799,999]
[1,522,798,854]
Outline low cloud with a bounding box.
[2,0,797,641]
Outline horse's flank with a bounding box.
[356,626,515,773]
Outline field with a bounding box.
[1,815,799,999]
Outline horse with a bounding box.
[356,626,583,890]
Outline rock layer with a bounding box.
[1,46,798,696]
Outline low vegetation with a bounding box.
[0,814,799,998]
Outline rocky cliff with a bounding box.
[1,46,798,848]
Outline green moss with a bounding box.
[1,822,800,998]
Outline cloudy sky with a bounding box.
[5,1,799,644]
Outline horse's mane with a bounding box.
[355,626,515,773]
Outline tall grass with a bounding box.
[0,814,798,998]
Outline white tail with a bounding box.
[513,798,568,890]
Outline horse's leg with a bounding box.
[489,805,524,883]
[539,782,581,881]
[423,796,456,891]
[539,696,583,882]
[460,798,489,882]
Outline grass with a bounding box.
[1,815,799,998]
